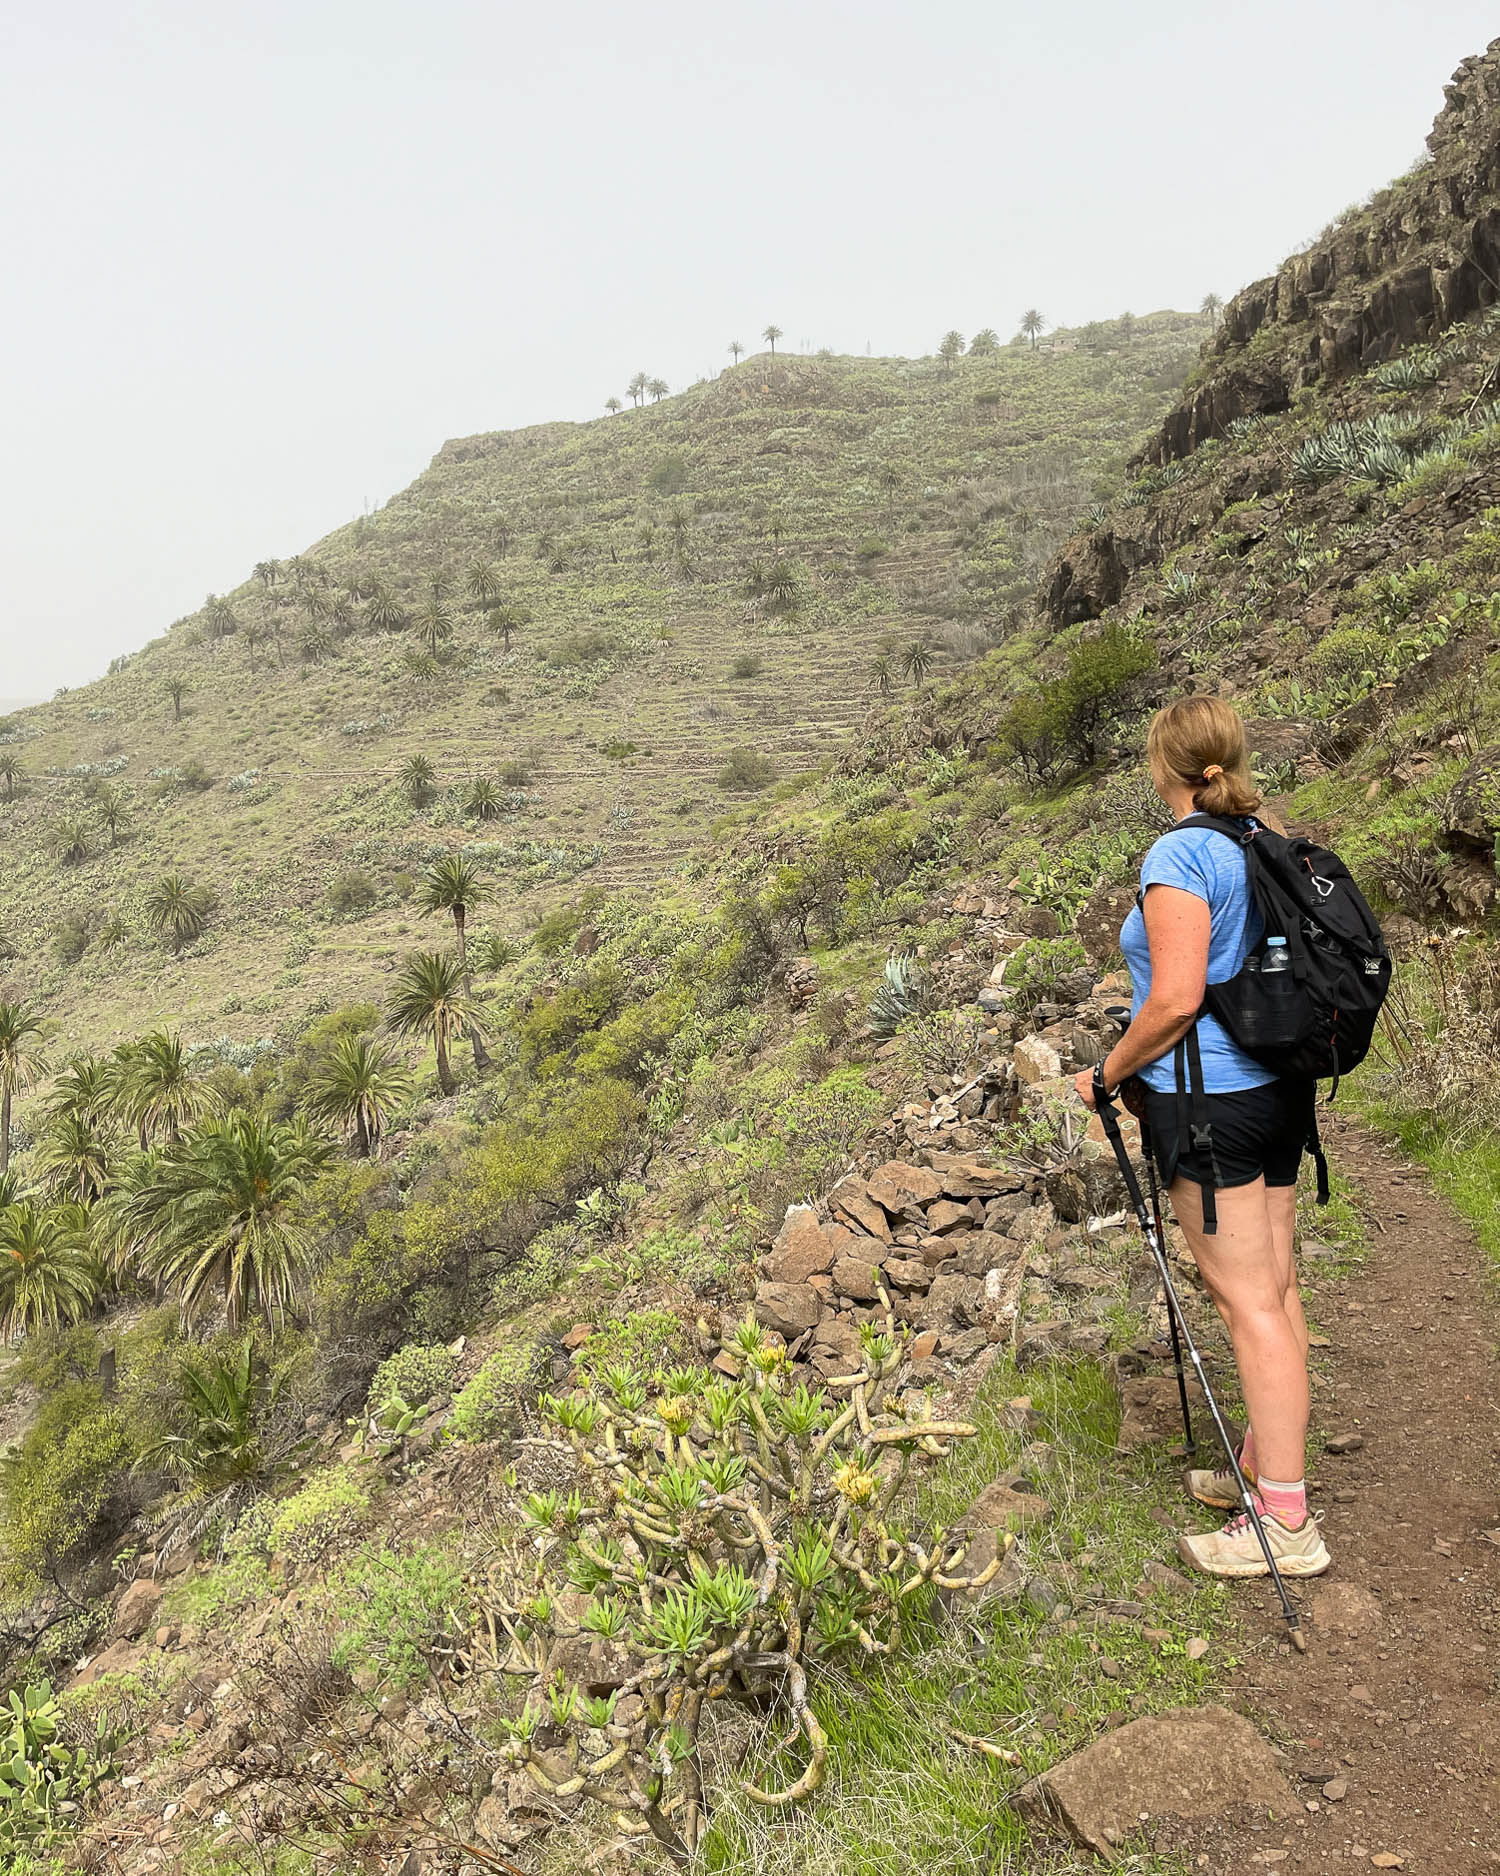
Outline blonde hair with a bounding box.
[1146,695,1262,818]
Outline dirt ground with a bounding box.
[1170,1114,1500,1873]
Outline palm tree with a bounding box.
[365,582,407,632]
[869,654,894,697]
[605,397,622,415]
[164,676,190,722]
[762,324,783,354]
[466,559,502,608]
[419,854,491,1067]
[465,776,503,820]
[54,817,89,866]
[902,639,935,685]
[415,596,454,657]
[253,560,282,590]
[667,503,691,552]
[137,1340,272,1493]
[1020,309,1046,349]
[35,1110,114,1204]
[969,329,999,355]
[0,1200,99,1340]
[0,1003,45,1179]
[1201,291,1224,326]
[488,602,528,653]
[115,1031,220,1146]
[101,1112,331,1327]
[938,330,965,372]
[638,522,657,565]
[145,875,213,953]
[648,377,669,402]
[400,753,436,806]
[388,951,490,1097]
[243,622,270,671]
[0,755,20,801]
[204,595,238,641]
[47,1055,116,1128]
[627,372,649,409]
[728,340,744,364]
[94,786,127,847]
[303,1034,413,1157]
[473,932,517,972]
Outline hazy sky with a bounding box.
[2,1,1495,697]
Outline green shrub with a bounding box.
[728,652,762,679]
[448,1342,542,1441]
[716,748,776,791]
[327,869,378,916]
[266,1467,369,1563]
[51,913,91,966]
[366,1343,457,1413]
[856,535,890,559]
[575,1307,687,1377]
[328,1541,474,1690]
[0,1385,135,1601]
[1006,935,1090,1015]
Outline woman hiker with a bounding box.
[1076,695,1331,1580]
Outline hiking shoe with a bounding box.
[1178,1510,1331,1579]
[1183,1453,1254,1512]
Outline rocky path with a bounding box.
[1181,1114,1500,1874]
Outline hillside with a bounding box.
[0,319,1201,1054]
[0,37,1498,1876]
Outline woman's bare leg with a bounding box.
[1170,1174,1309,1489]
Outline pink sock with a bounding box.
[1253,1476,1307,1529]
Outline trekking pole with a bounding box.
[1142,1121,1195,1455]
[1089,1064,1307,1653]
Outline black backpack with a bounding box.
[1157,814,1392,1230]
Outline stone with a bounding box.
[1045,1150,1127,1224]
[909,1330,940,1361]
[984,1191,1030,1228]
[945,1230,1014,1276]
[942,1326,991,1363]
[915,1273,985,1332]
[1184,1637,1209,1660]
[1324,1431,1365,1454]
[71,1638,143,1688]
[882,1255,930,1293]
[112,1576,164,1641]
[1114,1374,1207,1452]
[1322,1777,1348,1801]
[867,1159,943,1206]
[946,1527,1026,1604]
[828,1177,892,1241]
[807,1316,863,1376]
[831,1255,883,1304]
[560,1323,595,1350]
[550,1631,640,1694]
[754,1283,822,1341]
[1014,1705,1295,1854]
[767,1206,838,1284]
[927,1154,1018,1199]
[1014,1036,1064,1085]
[965,1479,1053,1531]
[1142,1559,1194,1596]
[926,1198,975,1234]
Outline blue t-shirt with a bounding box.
[1119,823,1273,1094]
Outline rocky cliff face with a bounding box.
[1143,38,1500,464]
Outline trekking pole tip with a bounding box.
[1289,1623,1308,1655]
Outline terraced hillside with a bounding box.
[0,321,1203,1049]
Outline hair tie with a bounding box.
[1202,764,1224,780]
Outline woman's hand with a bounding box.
[1074,1068,1099,1109]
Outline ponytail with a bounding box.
[1147,696,1262,818]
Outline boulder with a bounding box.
[914,1273,985,1332]
[828,1178,892,1242]
[1015,1705,1295,1854]
[926,1154,1020,1200]
[1045,1147,1128,1224]
[754,1283,823,1341]
[1440,745,1500,853]
[767,1207,838,1284]
[944,1230,1015,1277]
[925,1198,976,1234]
[1014,1036,1064,1086]
[831,1255,883,1304]
[882,1255,931,1293]
[1076,882,1140,968]
[809,1315,863,1375]
[1114,1373,1209,1452]
[965,1478,1053,1531]
[866,1160,944,1207]
[112,1576,164,1641]
[71,1638,143,1688]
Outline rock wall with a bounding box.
[1142,38,1500,464]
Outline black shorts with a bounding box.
[1143,1078,1315,1191]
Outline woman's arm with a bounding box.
[1075,884,1211,1107]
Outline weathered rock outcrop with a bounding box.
[1142,37,1500,465]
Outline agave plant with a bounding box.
[1372,349,1440,393]
[868,954,934,1038]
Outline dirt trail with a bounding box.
[1181,1114,1500,1873]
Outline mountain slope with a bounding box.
[0,320,1202,1053]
